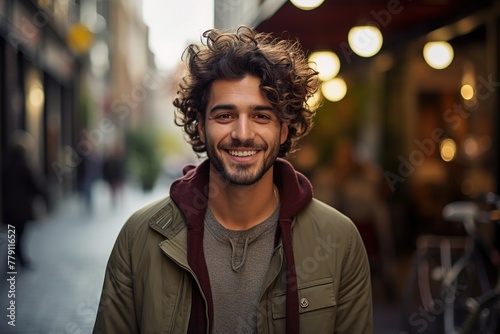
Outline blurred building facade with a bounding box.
[214,0,285,30]
[215,0,500,250]
[0,0,155,214]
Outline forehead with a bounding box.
[207,75,270,104]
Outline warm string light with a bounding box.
[307,25,385,103]
[423,41,454,69]
[308,51,340,81]
[308,51,346,102]
[321,78,347,102]
[460,62,476,101]
[348,25,384,58]
[290,0,325,10]
[440,139,456,162]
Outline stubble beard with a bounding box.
[205,138,280,186]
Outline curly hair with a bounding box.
[173,26,320,158]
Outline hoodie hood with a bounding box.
[170,158,313,221]
[169,158,312,334]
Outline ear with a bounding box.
[280,122,289,145]
[197,114,206,143]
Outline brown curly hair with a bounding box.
[173,26,319,158]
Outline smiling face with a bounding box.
[198,75,288,186]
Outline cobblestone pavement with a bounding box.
[0,179,171,334]
[0,177,403,334]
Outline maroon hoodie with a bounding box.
[169,158,313,333]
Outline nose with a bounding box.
[231,116,255,142]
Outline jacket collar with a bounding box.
[148,197,186,239]
[148,197,190,268]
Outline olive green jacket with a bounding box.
[93,195,373,333]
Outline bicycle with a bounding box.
[401,192,500,334]
[454,192,500,333]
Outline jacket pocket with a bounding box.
[271,277,336,319]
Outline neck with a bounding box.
[207,166,279,230]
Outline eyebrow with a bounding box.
[208,104,274,114]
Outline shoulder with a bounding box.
[126,196,172,225]
[119,196,180,242]
[293,198,369,275]
[293,198,363,257]
[296,198,355,231]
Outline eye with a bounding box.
[213,113,233,122]
[256,114,271,119]
[254,113,272,122]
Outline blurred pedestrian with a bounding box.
[76,135,101,213]
[94,26,372,333]
[102,141,125,207]
[1,131,48,268]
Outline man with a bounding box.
[93,26,372,333]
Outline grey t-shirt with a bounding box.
[203,206,279,334]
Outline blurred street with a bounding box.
[0,178,172,334]
[0,175,405,334]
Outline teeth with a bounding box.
[229,150,257,157]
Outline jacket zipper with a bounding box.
[160,249,211,334]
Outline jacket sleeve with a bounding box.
[93,221,139,334]
[335,224,373,334]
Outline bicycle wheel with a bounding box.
[400,235,470,333]
[460,290,500,334]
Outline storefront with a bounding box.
[255,0,500,250]
[0,0,80,204]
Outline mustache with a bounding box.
[219,139,267,150]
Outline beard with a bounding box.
[205,137,281,186]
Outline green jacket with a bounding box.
[94,160,373,333]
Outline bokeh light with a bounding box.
[440,138,457,162]
[423,41,454,69]
[460,84,474,100]
[348,25,384,58]
[306,90,324,111]
[309,51,340,81]
[290,0,325,10]
[321,77,347,102]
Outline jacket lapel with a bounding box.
[148,197,190,269]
